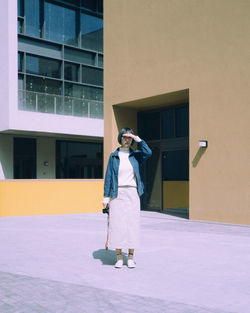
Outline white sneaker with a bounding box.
[115,259,123,268]
[127,258,136,269]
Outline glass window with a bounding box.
[26,55,61,79]
[162,150,189,181]
[18,19,24,34]
[37,93,55,113]
[97,0,103,13]
[64,62,79,81]
[98,54,103,68]
[45,1,77,46]
[162,108,175,139]
[18,0,24,16]
[14,138,37,179]
[18,53,23,72]
[82,66,103,86]
[64,0,80,5]
[26,76,62,95]
[138,111,161,141]
[65,82,103,101]
[81,13,103,52]
[56,140,103,178]
[81,0,97,11]
[18,75,24,110]
[90,101,103,119]
[18,74,24,90]
[64,47,96,65]
[175,105,189,137]
[72,99,88,117]
[25,0,42,38]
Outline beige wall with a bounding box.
[104,0,250,224]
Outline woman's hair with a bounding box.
[118,127,135,145]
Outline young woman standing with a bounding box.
[103,127,152,268]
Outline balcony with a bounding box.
[18,90,103,119]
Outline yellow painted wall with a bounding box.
[0,180,103,217]
[104,0,250,225]
[163,181,189,209]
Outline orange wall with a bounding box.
[0,180,103,217]
[104,0,250,225]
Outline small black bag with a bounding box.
[102,204,109,215]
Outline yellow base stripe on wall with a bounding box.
[0,180,104,217]
[163,181,189,208]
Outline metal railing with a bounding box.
[18,90,103,119]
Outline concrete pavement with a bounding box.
[0,211,250,313]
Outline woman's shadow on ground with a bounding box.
[93,249,126,265]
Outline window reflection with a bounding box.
[56,140,103,178]
[64,62,79,81]
[18,19,23,34]
[98,55,103,68]
[65,82,103,101]
[18,0,103,119]
[26,76,62,95]
[26,55,61,79]
[18,53,23,72]
[18,0,24,16]
[64,47,96,65]
[25,0,41,38]
[45,1,77,46]
[82,66,103,86]
[81,13,103,52]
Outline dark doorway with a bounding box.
[138,103,189,217]
[14,137,37,179]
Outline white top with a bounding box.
[103,136,142,205]
[118,147,137,188]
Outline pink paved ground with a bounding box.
[0,211,250,313]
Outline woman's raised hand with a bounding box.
[123,133,141,142]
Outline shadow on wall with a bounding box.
[192,147,207,167]
[113,106,138,136]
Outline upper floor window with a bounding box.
[18,0,24,16]
[26,54,61,79]
[45,1,77,46]
[25,0,42,38]
[81,13,103,52]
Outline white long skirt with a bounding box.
[108,187,140,250]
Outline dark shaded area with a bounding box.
[92,249,126,265]
[192,147,207,167]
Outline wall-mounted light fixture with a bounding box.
[44,161,49,166]
[199,140,208,148]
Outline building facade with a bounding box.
[1,0,103,180]
[104,0,250,225]
[0,0,104,216]
[1,0,249,225]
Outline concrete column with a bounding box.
[0,134,13,179]
[37,137,56,179]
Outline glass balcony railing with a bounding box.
[18,90,103,119]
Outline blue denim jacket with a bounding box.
[104,140,152,198]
